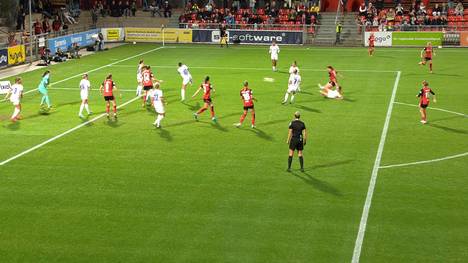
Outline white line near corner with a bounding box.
[0,96,140,166]
[379,152,468,169]
[351,71,401,263]
[394,101,468,117]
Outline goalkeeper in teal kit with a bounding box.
[38,70,52,110]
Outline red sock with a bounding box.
[106,105,110,113]
[240,112,247,123]
[210,106,215,118]
[429,63,433,71]
[251,112,256,125]
[197,108,206,114]
[113,105,117,113]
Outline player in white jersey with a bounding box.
[150,82,165,128]
[289,61,300,91]
[3,77,24,122]
[269,40,280,71]
[282,70,301,104]
[78,73,92,118]
[177,62,192,101]
[136,59,144,96]
[320,87,343,99]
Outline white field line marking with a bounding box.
[352,71,401,263]
[0,96,140,166]
[14,46,165,97]
[394,101,468,117]
[104,64,398,73]
[379,152,468,169]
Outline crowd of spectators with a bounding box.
[178,0,320,29]
[358,0,466,31]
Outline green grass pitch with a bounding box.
[0,44,467,262]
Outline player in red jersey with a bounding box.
[192,76,216,123]
[417,80,436,124]
[418,42,435,73]
[141,66,161,107]
[235,81,257,128]
[318,66,341,93]
[99,74,121,120]
[368,33,375,56]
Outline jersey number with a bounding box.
[242,92,251,101]
[105,83,111,93]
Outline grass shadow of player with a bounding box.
[156,128,173,142]
[310,159,354,170]
[4,121,20,130]
[211,122,228,132]
[239,126,274,141]
[218,112,240,120]
[257,119,289,127]
[294,104,322,113]
[56,100,82,108]
[166,119,195,128]
[27,110,57,119]
[292,172,342,196]
[430,115,466,123]
[428,123,468,135]
[342,97,357,103]
[183,101,200,112]
[106,118,123,128]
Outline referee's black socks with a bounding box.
[288,156,293,169]
[299,156,304,169]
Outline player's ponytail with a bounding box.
[42,70,50,77]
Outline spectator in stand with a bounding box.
[441,3,448,16]
[454,1,464,16]
[375,0,384,11]
[42,17,51,33]
[16,5,26,31]
[97,1,105,17]
[110,1,120,17]
[250,0,256,12]
[359,2,367,17]
[432,4,441,17]
[386,8,395,23]
[163,1,172,18]
[33,18,43,35]
[91,5,99,25]
[123,1,131,17]
[52,15,62,32]
[232,0,240,11]
[418,2,427,15]
[396,3,404,16]
[447,0,454,9]
[117,1,124,16]
[150,1,162,17]
[131,1,137,16]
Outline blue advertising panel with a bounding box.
[48,29,100,54]
[0,49,8,67]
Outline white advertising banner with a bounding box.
[0,80,11,94]
[365,32,393,47]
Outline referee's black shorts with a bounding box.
[289,138,304,151]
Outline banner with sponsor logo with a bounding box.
[193,29,303,45]
[392,32,443,46]
[364,32,392,47]
[124,28,192,43]
[7,45,26,65]
[0,49,8,67]
[102,28,124,42]
[0,81,11,95]
[48,29,100,54]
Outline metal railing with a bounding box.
[179,23,317,32]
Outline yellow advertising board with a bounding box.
[8,45,26,65]
[125,28,192,43]
[106,28,121,41]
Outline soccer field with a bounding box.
[0,44,467,262]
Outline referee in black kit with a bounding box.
[286,111,307,172]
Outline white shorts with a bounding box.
[271,55,278,61]
[287,85,298,93]
[10,99,20,106]
[80,91,89,100]
[137,74,142,83]
[154,103,165,114]
[327,89,341,99]
[182,76,192,86]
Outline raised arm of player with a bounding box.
[3,88,11,101]
[114,85,122,98]
[286,128,292,144]
[99,83,104,95]
[192,85,202,98]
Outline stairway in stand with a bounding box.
[311,12,362,46]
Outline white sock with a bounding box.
[156,114,164,126]
[181,89,185,100]
[145,92,150,102]
[12,108,20,119]
[136,85,142,96]
[85,103,90,114]
[79,103,85,115]
[291,94,295,102]
[283,93,289,102]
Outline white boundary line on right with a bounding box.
[351,70,401,263]
[394,101,468,117]
[379,152,468,169]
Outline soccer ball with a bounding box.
[438,46,442,49]
[133,41,136,45]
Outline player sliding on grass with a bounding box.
[4,77,24,122]
[282,69,301,104]
[177,62,192,101]
[418,42,435,74]
[38,70,52,111]
[368,33,375,56]
[235,81,256,128]
[417,80,436,124]
[318,66,341,93]
[136,59,144,97]
[100,74,121,120]
[78,73,92,118]
[149,82,166,128]
[192,76,217,123]
[269,40,280,72]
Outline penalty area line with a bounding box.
[352,71,401,263]
[379,151,468,169]
[0,96,140,166]
[394,101,467,117]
